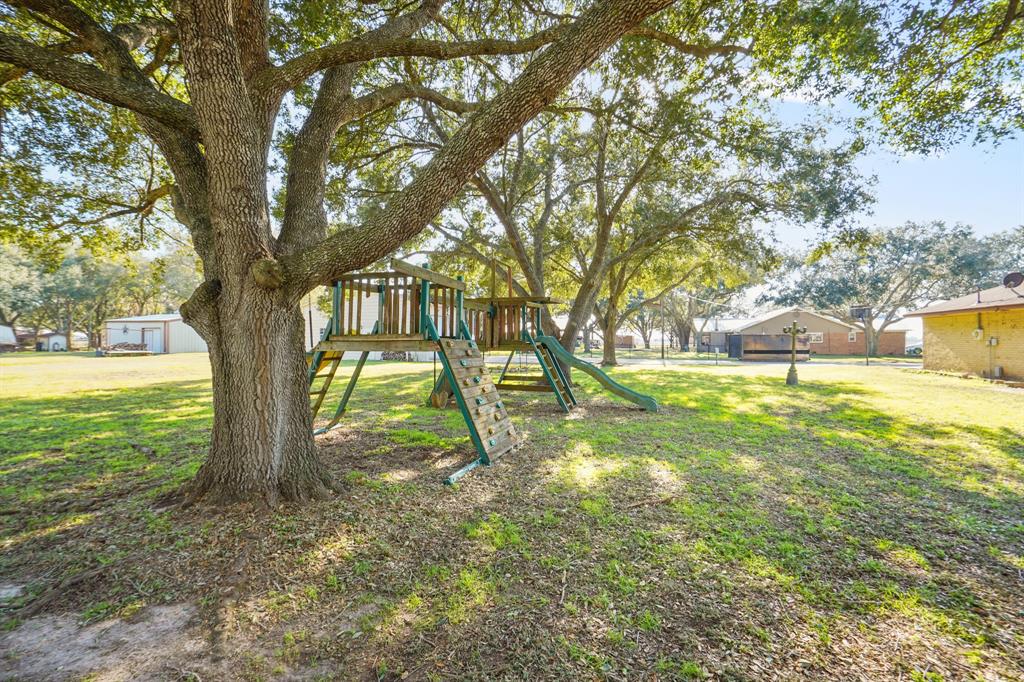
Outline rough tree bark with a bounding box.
[601,297,619,366]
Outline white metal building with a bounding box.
[104,314,206,354]
[1,324,17,351]
[37,331,88,351]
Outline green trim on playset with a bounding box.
[309,265,656,487]
[533,307,577,408]
[497,350,515,383]
[332,281,341,335]
[524,317,571,412]
[422,316,494,485]
[535,334,659,412]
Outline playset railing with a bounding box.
[328,260,466,341]
[462,299,489,343]
[465,297,545,351]
[311,257,657,485]
[324,258,561,351]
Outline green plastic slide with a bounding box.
[535,335,659,412]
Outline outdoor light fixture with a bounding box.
[849,304,872,366]
[783,311,806,386]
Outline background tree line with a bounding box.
[0,242,201,347]
[761,222,1022,355]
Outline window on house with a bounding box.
[808,332,824,343]
[848,331,857,342]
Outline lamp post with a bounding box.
[783,312,806,386]
[849,305,872,366]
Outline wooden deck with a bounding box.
[316,335,440,352]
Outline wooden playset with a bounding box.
[307,258,657,483]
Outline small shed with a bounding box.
[615,334,636,349]
[104,314,206,354]
[0,325,16,352]
[39,333,67,351]
[37,331,87,351]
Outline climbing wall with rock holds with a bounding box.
[435,338,520,464]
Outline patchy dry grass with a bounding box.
[0,351,1021,681]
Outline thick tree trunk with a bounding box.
[182,294,333,505]
[676,321,692,350]
[865,324,879,357]
[561,271,603,350]
[601,302,618,366]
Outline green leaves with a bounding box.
[766,221,1002,325]
[860,1,1024,152]
[0,0,1018,285]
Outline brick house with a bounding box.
[712,307,906,357]
[905,285,1024,380]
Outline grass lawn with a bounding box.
[809,354,923,366]
[1,351,1021,680]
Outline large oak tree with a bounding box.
[0,0,675,504]
[764,222,993,355]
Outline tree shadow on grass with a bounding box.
[0,379,213,513]
[490,370,1024,677]
[2,364,1022,680]
[261,366,1023,678]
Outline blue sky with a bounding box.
[768,101,1024,250]
[749,99,1023,341]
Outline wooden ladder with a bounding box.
[493,337,577,412]
[308,350,343,421]
[535,341,577,409]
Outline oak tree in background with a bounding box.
[0,244,41,327]
[663,268,762,353]
[980,226,1024,284]
[764,222,992,355]
[624,291,660,351]
[427,76,868,367]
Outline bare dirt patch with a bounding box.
[0,603,204,681]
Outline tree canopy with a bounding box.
[764,221,1001,353]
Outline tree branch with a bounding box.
[277,0,444,255]
[0,32,198,136]
[280,0,675,296]
[626,26,750,58]
[261,26,566,97]
[615,266,699,327]
[347,83,480,120]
